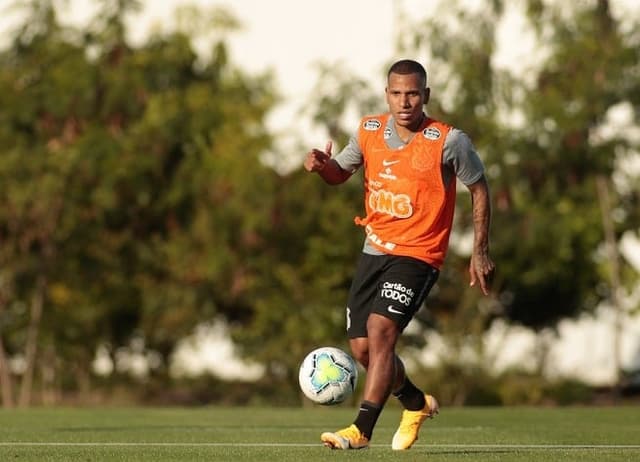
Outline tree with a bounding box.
[225,63,383,395]
[0,0,279,405]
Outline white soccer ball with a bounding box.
[298,346,358,405]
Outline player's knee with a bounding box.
[353,350,369,368]
[366,314,399,348]
[349,338,369,367]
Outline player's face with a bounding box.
[385,72,429,130]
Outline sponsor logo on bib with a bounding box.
[363,119,382,131]
[423,126,441,140]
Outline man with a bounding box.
[303,59,495,450]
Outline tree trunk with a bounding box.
[40,344,59,406]
[0,332,14,408]
[0,276,15,407]
[595,174,623,394]
[18,274,47,407]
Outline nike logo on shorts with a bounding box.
[387,305,404,315]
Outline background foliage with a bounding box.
[0,0,638,407]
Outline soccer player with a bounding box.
[303,59,495,450]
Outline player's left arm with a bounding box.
[466,175,495,295]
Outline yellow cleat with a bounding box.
[321,424,369,450]
[391,394,439,450]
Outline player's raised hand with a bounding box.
[304,140,333,172]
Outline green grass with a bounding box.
[1,405,639,461]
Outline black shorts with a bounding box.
[346,253,439,338]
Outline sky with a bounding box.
[2,0,635,161]
[0,0,532,149]
[1,0,411,130]
[0,0,636,138]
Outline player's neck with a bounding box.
[394,113,425,143]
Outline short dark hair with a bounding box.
[388,59,427,87]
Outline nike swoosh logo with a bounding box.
[387,305,404,315]
[382,159,400,167]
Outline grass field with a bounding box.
[1,405,639,461]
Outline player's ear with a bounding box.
[423,87,430,105]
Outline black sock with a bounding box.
[353,400,383,439]
[392,377,425,411]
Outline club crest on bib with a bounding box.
[412,152,435,172]
[363,119,382,131]
[423,126,441,140]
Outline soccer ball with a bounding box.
[298,346,358,405]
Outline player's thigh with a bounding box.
[346,253,386,339]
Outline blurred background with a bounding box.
[0,0,639,408]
